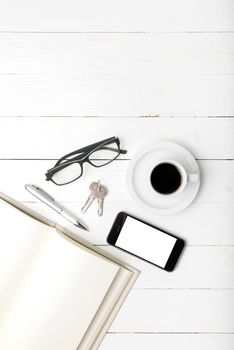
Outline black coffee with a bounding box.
[150,163,182,194]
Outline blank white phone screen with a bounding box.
[115,216,177,268]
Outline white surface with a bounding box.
[0,0,233,348]
[127,141,200,214]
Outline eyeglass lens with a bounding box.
[52,162,82,185]
[89,140,120,167]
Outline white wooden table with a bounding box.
[0,1,233,349]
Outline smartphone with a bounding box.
[107,212,184,271]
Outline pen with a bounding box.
[25,184,88,231]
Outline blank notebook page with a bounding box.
[0,201,120,350]
[0,200,52,323]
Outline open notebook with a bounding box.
[0,193,139,350]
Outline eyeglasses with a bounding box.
[45,137,127,185]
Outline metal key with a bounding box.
[95,184,107,217]
[81,182,99,213]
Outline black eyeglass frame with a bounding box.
[45,137,127,185]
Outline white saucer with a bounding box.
[127,141,200,215]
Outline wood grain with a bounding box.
[1,33,233,75]
[0,0,233,32]
[0,32,233,117]
[0,0,233,347]
[0,118,233,158]
[0,74,233,117]
[110,289,234,332]
[103,246,234,289]
[101,334,234,350]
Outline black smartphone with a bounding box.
[107,212,184,271]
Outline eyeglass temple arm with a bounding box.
[55,137,116,164]
[65,145,127,163]
[69,146,127,160]
[56,137,127,164]
[55,146,127,168]
[101,146,127,154]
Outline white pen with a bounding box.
[25,184,88,231]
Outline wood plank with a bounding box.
[0,75,233,117]
[109,290,234,332]
[0,160,233,203]
[1,33,233,75]
[0,118,233,158]
[101,334,234,350]
[0,0,233,32]
[0,159,233,245]
[103,246,234,289]
[19,201,234,246]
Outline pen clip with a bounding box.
[26,184,55,202]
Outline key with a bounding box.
[81,182,99,213]
[95,185,107,217]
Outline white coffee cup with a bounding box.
[150,159,199,196]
